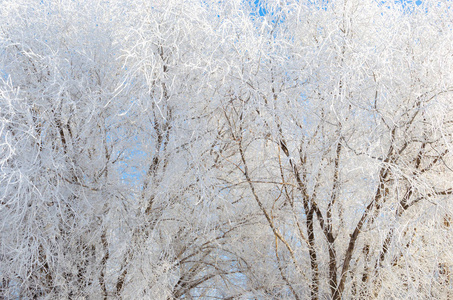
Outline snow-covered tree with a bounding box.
[1,0,452,299]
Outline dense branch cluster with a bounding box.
[1,0,452,299]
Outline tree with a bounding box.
[1,0,452,299]
[213,1,453,299]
